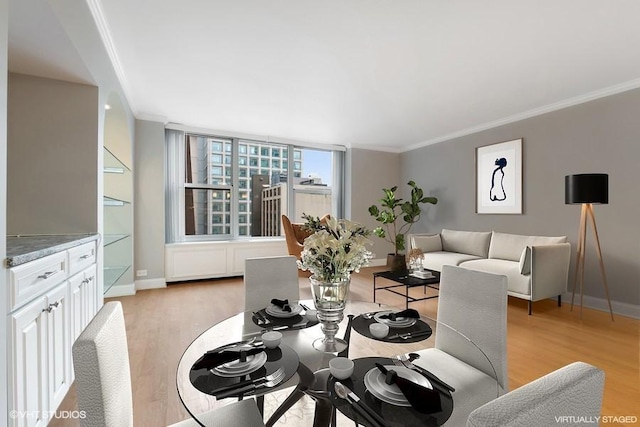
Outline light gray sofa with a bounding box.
[410,229,571,314]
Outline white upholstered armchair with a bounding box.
[411,265,509,426]
[466,361,605,427]
[72,302,265,427]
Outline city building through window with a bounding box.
[166,129,345,242]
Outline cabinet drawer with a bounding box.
[68,241,96,276]
[10,251,68,312]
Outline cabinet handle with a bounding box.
[42,301,61,313]
[80,254,91,259]
[37,271,58,280]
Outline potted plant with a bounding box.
[368,181,438,270]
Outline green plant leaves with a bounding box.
[367,181,438,255]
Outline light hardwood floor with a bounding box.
[51,266,639,426]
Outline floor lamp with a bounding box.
[565,173,614,321]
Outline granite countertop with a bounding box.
[6,234,100,267]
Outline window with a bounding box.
[166,129,344,242]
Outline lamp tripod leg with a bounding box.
[571,204,587,315]
[586,205,615,321]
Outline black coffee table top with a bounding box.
[374,269,440,286]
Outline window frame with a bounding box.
[166,126,346,243]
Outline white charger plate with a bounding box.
[364,365,431,406]
[373,311,417,328]
[212,351,267,377]
[265,303,302,318]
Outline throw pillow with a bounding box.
[411,234,442,253]
[519,246,532,275]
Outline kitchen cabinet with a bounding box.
[7,240,98,426]
[10,281,70,427]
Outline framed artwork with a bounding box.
[476,138,523,214]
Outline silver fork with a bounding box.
[387,330,431,340]
[363,311,382,319]
[216,367,286,398]
[253,311,271,326]
[392,357,406,369]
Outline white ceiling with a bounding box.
[9,0,640,151]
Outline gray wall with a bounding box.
[7,73,98,234]
[349,148,401,261]
[402,88,640,308]
[1,0,9,423]
[134,119,165,281]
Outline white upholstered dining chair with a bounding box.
[466,361,605,427]
[244,255,300,311]
[72,301,265,427]
[411,265,508,426]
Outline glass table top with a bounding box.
[176,299,499,426]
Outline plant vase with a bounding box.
[386,254,406,272]
[309,276,350,353]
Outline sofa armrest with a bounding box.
[410,233,443,253]
[530,243,571,301]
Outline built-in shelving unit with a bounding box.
[103,137,133,294]
[102,97,133,295]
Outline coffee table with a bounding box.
[373,269,441,309]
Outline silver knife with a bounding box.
[387,330,432,340]
[271,321,308,331]
[400,356,456,392]
[254,311,270,325]
[334,382,388,427]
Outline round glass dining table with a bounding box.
[176,299,498,427]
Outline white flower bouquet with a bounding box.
[297,214,373,282]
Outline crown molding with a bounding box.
[404,78,640,153]
[86,0,136,113]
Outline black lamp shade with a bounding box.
[565,174,608,204]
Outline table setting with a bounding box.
[251,298,319,330]
[326,356,453,427]
[351,308,433,343]
[188,333,299,400]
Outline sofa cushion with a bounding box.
[460,259,531,296]
[441,229,492,258]
[518,246,531,275]
[423,251,483,272]
[488,232,567,262]
[411,234,443,253]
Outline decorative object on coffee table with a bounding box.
[298,214,372,352]
[407,248,424,272]
[565,173,614,321]
[368,181,438,271]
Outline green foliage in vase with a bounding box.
[368,180,438,255]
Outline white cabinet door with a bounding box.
[45,283,70,411]
[11,296,48,427]
[69,264,98,338]
[82,264,98,326]
[69,272,85,344]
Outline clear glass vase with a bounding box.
[309,276,350,353]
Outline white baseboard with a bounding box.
[135,278,167,290]
[369,258,387,267]
[563,292,639,319]
[104,283,136,298]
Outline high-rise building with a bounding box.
[192,137,304,236]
